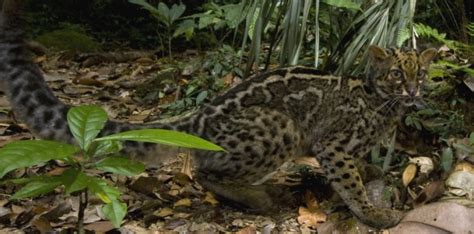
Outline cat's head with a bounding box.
[367,46,437,106]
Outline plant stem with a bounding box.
[168,27,173,60]
[77,190,89,234]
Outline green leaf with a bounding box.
[198,14,214,29]
[441,147,454,172]
[0,140,77,178]
[92,140,123,157]
[196,91,208,105]
[11,176,63,199]
[470,132,474,145]
[95,129,225,151]
[67,105,108,152]
[94,157,145,176]
[62,169,89,194]
[102,200,127,228]
[128,0,161,20]
[87,178,121,203]
[222,3,244,28]
[322,0,361,11]
[169,3,186,23]
[158,2,171,26]
[173,19,195,40]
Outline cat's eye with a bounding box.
[390,70,403,79]
[417,70,426,77]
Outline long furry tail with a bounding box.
[0,2,194,165]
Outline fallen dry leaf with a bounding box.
[31,216,52,233]
[415,181,445,206]
[454,162,474,173]
[297,206,327,228]
[204,192,219,206]
[398,201,474,233]
[84,221,115,232]
[403,163,417,187]
[409,156,434,174]
[237,225,257,234]
[173,198,192,207]
[297,191,327,228]
[446,170,474,199]
[155,207,174,217]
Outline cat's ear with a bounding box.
[420,48,437,65]
[368,45,390,62]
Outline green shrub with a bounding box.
[36,25,100,53]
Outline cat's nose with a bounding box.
[407,87,417,97]
[405,83,417,97]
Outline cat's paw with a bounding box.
[357,208,403,229]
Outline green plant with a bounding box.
[405,108,465,138]
[189,2,245,47]
[128,0,192,59]
[0,105,223,232]
[35,24,100,52]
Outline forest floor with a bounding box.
[0,51,473,233]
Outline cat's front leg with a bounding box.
[314,142,402,229]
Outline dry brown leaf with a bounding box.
[223,73,235,86]
[180,153,193,179]
[454,162,474,173]
[136,57,154,65]
[34,55,47,63]
[173,172,192,186]
[130,176,161,195]
[304,191,319,211]
[173,198,192,207]
[237,226,257,234]
[47,167,67,176]
[84,221,115,232]
[414,181,445,206]
[168,184,181,197]
[155,207,174,217]
[297,191,327,228]
[11,205,25,214]
[32,216,52,233]
[403,163,417,187]
[297,206,327,228]
[204,192,219,206]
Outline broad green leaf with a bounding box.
[323,0,361,10]
[95,129,225,151]
[0,140,77,178]
[198,14,214,29]
[87,178,120,203]
[62,169,89,194]
[158,2,171,26]
[470,132,474,145]
[173,19,195,40]
[67,105,108,152]
[94,157,145,176]
[196,91,208,105]
[128,0,161,18]
[169,3,186,23]
[102,200,127,228]
[92,140,123,157]
[11,176,63,199]
[222,3,244,28]
[441,147,454,172]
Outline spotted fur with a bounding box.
[0,3,437,229]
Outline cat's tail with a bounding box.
[0,0,76,143]
[0,1,195,165]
